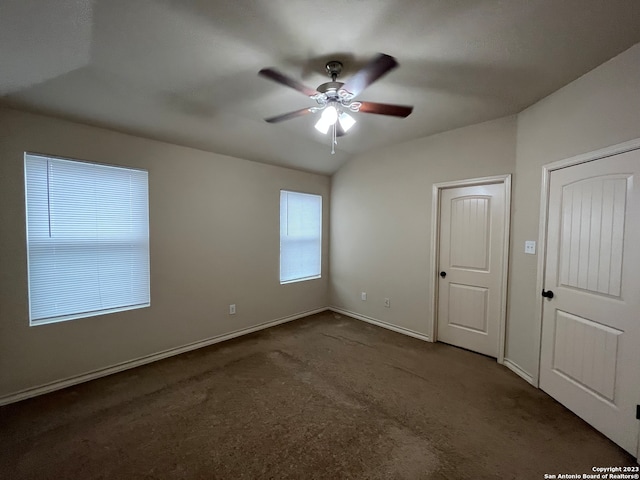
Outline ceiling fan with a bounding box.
[259,53,413,154]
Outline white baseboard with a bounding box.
[1,308,537,406]
[503,358,536,386]
[333,309,538,388]
[330,307,431,342]
[0,307,328,406]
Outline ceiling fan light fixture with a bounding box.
[321,105,338,124]
[338,112,356,132]
[314,104,339,134]
[314,117,332,134]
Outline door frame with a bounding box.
[533,138,640,387]
[429,174,512,364]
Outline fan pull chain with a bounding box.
[331,121,336,155]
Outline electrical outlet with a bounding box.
[384,298,390,308]
[229,304,236,315]
[361,292,367,301]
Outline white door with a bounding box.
[437,183,506,358]
[540,149,640,456]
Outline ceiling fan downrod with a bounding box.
[326,61,343,82]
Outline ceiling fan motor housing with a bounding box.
[315,60,358,106]
[316,81,344,95]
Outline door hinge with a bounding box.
[637,405,640,420]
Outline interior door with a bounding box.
[540,149,640,456]
[437,183,505,358]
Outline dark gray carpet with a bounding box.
[0,311,634,479]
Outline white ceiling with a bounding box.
[2,0,640,175]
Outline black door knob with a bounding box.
[440,271,447,278]
[541,289,554,299]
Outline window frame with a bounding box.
[24,152,151,326]
[279,189,323,285]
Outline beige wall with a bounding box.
[330,42,640,382]
[0,108,330,398]
[506,42,640,378]
[330,116,517,335]
[2,42,639,400]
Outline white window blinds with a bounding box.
[280,190,322,283]
[24,154,150,325]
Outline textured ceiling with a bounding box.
[2,0,640,174]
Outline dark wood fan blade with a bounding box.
[264,108,313,123]
[358,101,413,117]
[259,68,319,97]
[340,53,398,98]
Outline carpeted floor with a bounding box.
[0,311,634,479]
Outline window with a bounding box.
[24,153,150,325]
[280,190,322,283]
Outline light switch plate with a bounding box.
[525,241,536,255]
